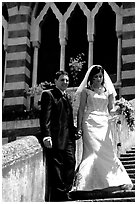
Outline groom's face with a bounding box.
[55,74,69,92]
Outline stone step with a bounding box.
[128,173,135,179]
[132,184,135,190]
[70,189,135,201]
[126,169,135,174]
[124,164,135,169]
[126,150,135,154]
[120,153,135,157]
[121,160,135,165]
[88,197,135,202]
[131,178,135,183]
[120,157,135,161]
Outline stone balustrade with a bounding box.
[2,136,47,202]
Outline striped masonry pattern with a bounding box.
[121,2,135,100]
[3,2,135,113]
[4,2,32,113]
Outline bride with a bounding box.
[73,65,133,192]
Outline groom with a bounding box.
[39,71,76,201]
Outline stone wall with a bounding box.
[2,136,47,202]
[121,2,135,100]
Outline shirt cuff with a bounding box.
[43,136,51,142]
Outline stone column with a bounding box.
[116,31,122,85]
[87,17,94,68]
[2,45,8,102]
[4,2,32,113]
[32,41,40,87]
[59,20,67,71]
[2,17,8,98]
[59,38,67,71]
[87,34,94,68]
[115,30,122,99]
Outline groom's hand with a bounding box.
[43,137,52,148]
[75,129,82,140]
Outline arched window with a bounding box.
[31,2,122,89]
[37,8,60,84]
[94,2,117,83]
[66,4,88,86]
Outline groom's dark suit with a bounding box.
[40,87,76,201]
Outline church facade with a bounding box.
[2,2,135,114]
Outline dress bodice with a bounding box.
[85,88,109,116]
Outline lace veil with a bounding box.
[73,65,117,113]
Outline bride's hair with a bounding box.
[87,65,107,91]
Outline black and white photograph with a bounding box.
[2,1,135,202]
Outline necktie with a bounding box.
[63,92,67,98]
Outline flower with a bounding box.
[26,81,55,96]
[115,97,135,131]
[69,53,86,86]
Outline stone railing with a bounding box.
[2,136,48,202]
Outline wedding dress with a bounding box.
[73,88,133,191]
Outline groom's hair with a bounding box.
[54,71,69,80]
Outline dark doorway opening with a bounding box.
[93,2,117,82]
[66,4,88,87]
[37,8,60,84]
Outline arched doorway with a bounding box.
[35,2,120,86]
[93,2,117,83]
[37,8,60,84]
[66,4,88,87]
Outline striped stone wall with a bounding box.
[4,3,32,113]
[3,2,135,114]
[121,2,135,100]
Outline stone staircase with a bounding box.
[70,147,135,202]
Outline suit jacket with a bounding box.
[39,87,76,150]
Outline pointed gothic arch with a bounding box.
[66,4,88,86]
[93,2,117,82]
[37,8,60,84]
[30,2,122,87]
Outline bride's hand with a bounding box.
[108,112,119,121]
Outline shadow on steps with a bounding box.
[69,188,135,201]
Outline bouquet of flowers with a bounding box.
[115,97,135,131]
[69,53,86,86]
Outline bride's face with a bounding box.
[92,71,103,86]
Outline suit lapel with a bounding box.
[51,87,72,111]
[51,87,62,101]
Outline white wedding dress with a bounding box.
[74,88,133,191]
